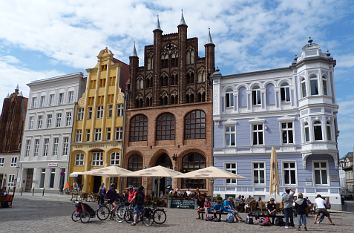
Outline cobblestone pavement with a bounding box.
[1,195,353,233]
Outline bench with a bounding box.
[0,194,14,208]
[197,208,229,220]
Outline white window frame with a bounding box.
[281,122,294,144]
[108,105,113,118]
[106,128,111,141]
[58,93,64,105]
[313,160,329,186]
[37,115,43,129]
[63,137,69,156]
[110,152,120,165]
[282,161,297,186]
[86,129,91,142]
[25,139,31,156]
[68,91,74,103]
[7,174,15,187]
[10,157,17,167]
[225,92,234,108]
[252,86,262,106]
[88,107,93,119]
[115,127,123,141]
[300,77,307,98]
[47,114,52,128]
[94,128,102,141]
[304,122,310,142]
[116,104,124,117]
[225,125,236,147]
[53,137,59,156]
[310,75,319,96]
[77,108,84,120]
[0,157,4,167]
[49,94,55,106]
[76,130,82,142]
[75,153,84,166]
[322,75,328,96]
[32,97,37,108]
[252,124,264,145]
[96,106,104,119]
[40,96,46,107]
[56,113,62,127]
[34,139,40,156]
[326,120,332,141]
[280,83,291,102]
[66,112,72,126]
[43,138,49,156]
[224,162,237,184]
[252,161,266,186]
[313,120,323,141]
[92,152,103,166]
[29,116,34,129]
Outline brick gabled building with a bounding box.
[124,13,215,195]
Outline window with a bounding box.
[37,115,43,129]
[96,106,104,119]
[314,161,328,185]
[310,75,319,95]
[301,77,307,98]
[184,110,206,139]
[116,104,124,117]
[0,158,4,167]
[326,121,332,141]
[181,153,206,189]
[56,113,62,127]
[197,70,206,83]
[29,116,34,129]
[225,163,237,184]
[313,120,323,141]
[66,112,72,126]
[186,48,195,65]
[47,114,52,128]
[253,162,265,185]
[94,128,102,141]
[101,64,108,71]
[34,139,40,156]
[186,71,194,84]
[283,162,297,185]
[32,97,37,108]
[40,96,45,107]
[77,108,84,120]
[225,91,234,108]
[252,85,261,105]
[225,126,236,146]
[49,94,55,105]
[304,122,310,142]
[108,105,113,118]
[129,114,148,141]
[39,168,45,188]
[75,130,82,142]
[115,127,123,141]
[156,113,175,140]
[43,138,49,156]
[281,122,294,144]
[147,56,154,70]
[106,128,112,141]
[110,152,120,165]
[25,139,31,156]
[88,107,93,119]
[86,129,90,142]
[53,137,59,156]
[280,82,290,102]
[136,78,144,90]
[63,137,69,155]
[127,154,143,187]
[10,157,17,167]
[49,168,55,188]
[252,124,264,145]
[68,91,74,103]
[75,153,84,166]
[7,174,15,188]
[92,152,103,166]
[322,76,328,95]
[58,93,64,104]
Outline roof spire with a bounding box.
[15,84,19,91]
[132,41,137,57]
[179,9,187,26]
[156,14,161,30]
[206,27,213,44]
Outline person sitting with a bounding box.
[223,197,243,222]
[185,188,192,198]
[267,198,277,224]
[204,197,212,220]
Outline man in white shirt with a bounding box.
[314,194,334,225]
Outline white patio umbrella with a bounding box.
[174,166,246,179]
[69,171,86,177]
[86,165,132,177]
[126,165,183,196]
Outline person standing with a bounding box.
[98,183,106,206]
[295,193,308,231]
[282,188,295,228]
[131,186,145,226]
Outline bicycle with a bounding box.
[152,206,167,224]
[96,200,118,221]
[123,206,153,226]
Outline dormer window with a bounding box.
[252,85,261,106]
[310,75,319,96]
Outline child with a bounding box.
[295,193,308,231]
[204,197,212,220]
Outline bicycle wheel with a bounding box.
[71,210,80,222]
[153,209,167,224]
[80,211,91,223]
[143,215,153,226]
[96,206,110,221]
[124,208,134,223]
[115,206,126,223]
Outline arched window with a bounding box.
[185,92,194,103]
[170,95,178,104]
[186,71,194,84]
[300,77,307,98]
[181,153,206,189]
[170,73,178,85]
[145,96,152,107]
[161,53,168,68]
[304,122,310,142]
[326,120,332,141]
[147,55,153,70]
[238,86,247,108]
[266,83,275,106]
[136,78,144,90]
[280,82,290,102]
[184,110,206,139]
[322,75,328,95]
[186,48,195,65]
[171,53,178,67]
[110,152,120,165]
[160,74,168,86]
[310,75,319,96]
[252,85,261,105]
[313,120,322,141]
[145,76,153,88]
[127,154,143,187]
[225,88,234,108]
[197,69,206,83]
[129,114,148,141]
[156,113,175,140]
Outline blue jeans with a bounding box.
[284,208,294,227]
[134,205,144,215]
[298,214,307,226]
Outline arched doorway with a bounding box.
[127,154,143,188]
[153,153,172,197]
[181,152,206,189]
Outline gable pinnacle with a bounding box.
[179,9,187,26]
[207,27,213,44]
[132,41,137,57]
[156,14,161,30]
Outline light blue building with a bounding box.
[212,39,341,208]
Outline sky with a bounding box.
[0,0,353,156]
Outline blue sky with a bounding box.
[0,0,353,156]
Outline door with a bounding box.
[93,176,101,193]
[25,169,34,192]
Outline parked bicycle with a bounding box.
[152,206,167,224]
[123,206,154,226]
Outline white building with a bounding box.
[18,73,85,193]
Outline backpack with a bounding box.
[226,213,235,223]
[261,217,271,226]
[246,215,254,224]
[275,217,285,226]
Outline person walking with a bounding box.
[282,188,295,228]
[314,194,334,225]
[131,186,145,226]
[295,193,308,231]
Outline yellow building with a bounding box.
[69,48,129,193]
